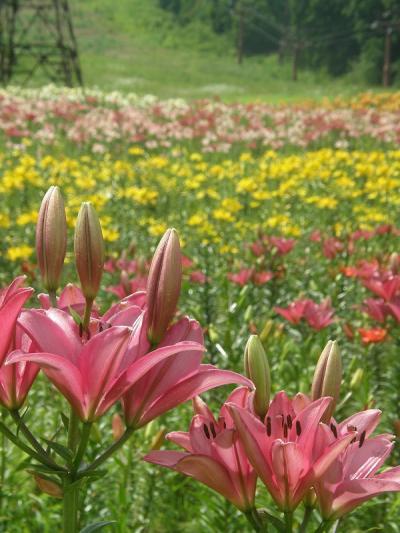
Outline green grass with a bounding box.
[68,0,382,102]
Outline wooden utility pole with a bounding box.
[236,0,244,64]
[292,41,299,81]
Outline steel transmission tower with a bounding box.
[0,0,83,86]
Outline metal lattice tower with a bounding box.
[0,0,83,86]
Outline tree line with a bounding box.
[159,0,400,85]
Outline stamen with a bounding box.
[350,437,357,444]
[347,424,357,432]
[296,420,301,436]
[283,423,288,438]
[210,422,217,438]
[203,424,210,439]
[223,421,227,429]
[330,423,338,438]
[99,323,104,332]
[359,431,366,448]
[79,323,83,337]
[266,416,271,436]
[287,414,292,429]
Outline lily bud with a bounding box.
[150,428,167,450]
[112,413,125,441]
[350,368,363,390]
[146,228,182,344]
[311,340,342,423]
[36,186,67,293]
[389,252,400,274]
[33,474,63,498]
[74,202,104,300]
[244,335,271,420]
[259,319,274,343]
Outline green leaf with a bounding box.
[43,440,73,461]
[60,412,70,432]
[79,520,116,532]
[69,305,83,325]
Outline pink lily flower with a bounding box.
[269,236,296,256]
[304,299,335,331]
[315,410,400,519]
[363,276,400,301]
[7,306,205,421]
[121,316,253,428]
[274,299,311,325]
[38,283,87,314]
[144,387,257,511]
[362,298,389,323]
[0,276,33,365]
[227,268,253,287]
[322,237,344,260]
[228,391,356,511]
[0,277,38,409]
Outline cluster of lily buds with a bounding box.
[0,186,251,488]
[146,336,400,528]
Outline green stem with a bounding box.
[0,420,53,467]
[243,508,264,532]
[73,422,92,470]
[67,409,80,454]
[63,478,79,533]
[79,427,134,475]
[313,520,334,533]
[299,507,313,533]
[82,297,93,333]
[10,410,49,458]
[49,289,58,308]
[284,511,293,533]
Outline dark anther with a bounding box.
[223,421,227,429]
[350,437,357,444]
[266,417,272,436]
[99,323,104,332]
[79,323,83,337]
[359,431,366,448]
[287,414,292,429]
[210,422,217,438]
[347,424,357,432]
[283,423,288,439]
[203,424,210,439]
[296,420,301,436]
[330,423,338,438]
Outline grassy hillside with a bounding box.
[69,0,372,101]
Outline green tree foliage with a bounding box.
[158,0,400,84]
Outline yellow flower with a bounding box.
[17,211,38,226]
[7,245,34,261]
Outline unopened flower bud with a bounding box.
[244,335,271,420]
[389,252,400,274]
[120,270,131,295]
[312,340,342,423]
[151,428,167,450]
[33,474,63,498]
[112,413,125,441]
[259,319,274,343]
[146,228,182,344]
[36,186,67,293]
[74,202,104,300]
[350,368,364,390]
